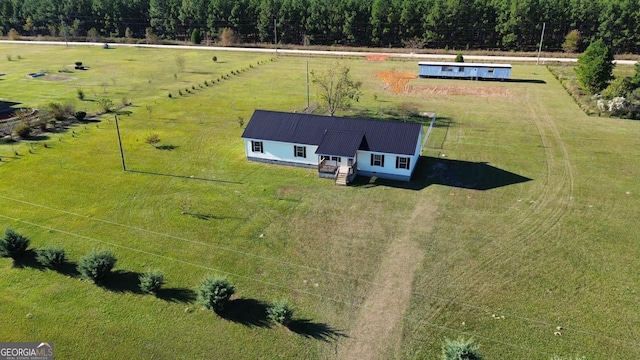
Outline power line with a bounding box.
[0,212,575,358]
[0,194,638,349]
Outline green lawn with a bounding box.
[0,44,639,359]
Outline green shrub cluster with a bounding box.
[5,228,310,330]
[35,246,66,269]
[77,249,117,282]
[0,228,30,258]
[196,276,235,311]
[139,270,165,293]
[441,337,483,360]
[267,299,294,325]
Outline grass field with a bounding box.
[0,44,639,359]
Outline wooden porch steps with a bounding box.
[335,172,348,186]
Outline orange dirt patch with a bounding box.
[375,70,417,94]
[366,55,389,61]
[406,84,513,98]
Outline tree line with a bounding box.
[1,0,639,53]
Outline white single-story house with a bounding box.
[418,61,512,80]
[241,110,425,184]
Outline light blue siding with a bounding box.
[418,62,511,80]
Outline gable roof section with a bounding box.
[316,130,363,157]
[242,110,421,156]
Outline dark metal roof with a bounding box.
[241,110,422,156]
[316,130,363,157]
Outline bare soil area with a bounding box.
[338,198,436,360]
[407,84,513,98]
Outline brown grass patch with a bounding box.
[407,84,513,98]
[41,75,75,82]
[375,70,417,94]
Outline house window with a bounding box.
[331,156,341,162]
[251,141,263,153]
[371,154,385,167]
[320,155,330,161]
[294,145,306,158]
[458,67,464,72]
[442,66,453,72]
[396,156,410,169]
[487,68,495,73]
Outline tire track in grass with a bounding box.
[337,197,435,360]
[460,89,575,285]
[405,88,576,353]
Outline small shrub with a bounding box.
[75,61,83,67]
[77,249,117,282]
[237,117,244,128]
[35,246,66,269]
[178,90,183,96]
[212,56,217,62]
[196,275,235,312]
[8,28,19,40]
[74,111,87,121]
[146,133,160,147]
[97,98,114,113]
[13,123,32,138]
[267,299,294,325]
[0,228,30,259]
[6,54,11,61]
[441,337,483,360]
[454,53,464,62]
[47,102,75,121]
[190,29,202,44]
[76,88,85,100]
[139,270,164,293]
[168,92,172,98]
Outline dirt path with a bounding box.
[337,199,436,360]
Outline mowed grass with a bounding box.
[0,44,639,359]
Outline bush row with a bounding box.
[1,228,294,325]
[169,58,275,99]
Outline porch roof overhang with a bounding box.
[315,130,363,158]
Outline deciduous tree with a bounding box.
[311,63,362,116]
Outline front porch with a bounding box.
[318,159,357,185]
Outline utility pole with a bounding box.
[60,15,68,47]
[274,18,278,54]
[306,59,310,108]
[114,115,127,171]
[537,22,546,65]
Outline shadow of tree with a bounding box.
[156,144,178,150]
[156,287,196,303]
[287,319,347,342]
[99,270,144,294]
[11,250,80,277]
[26,135,50,141]
[217,298,271,328]
[55,261,80,277]
[11,249,44,270]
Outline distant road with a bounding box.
[1,40,636,65]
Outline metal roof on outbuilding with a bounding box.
[418,61,512,68]
[241,110,422,156]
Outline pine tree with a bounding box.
[575,39,615,94]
